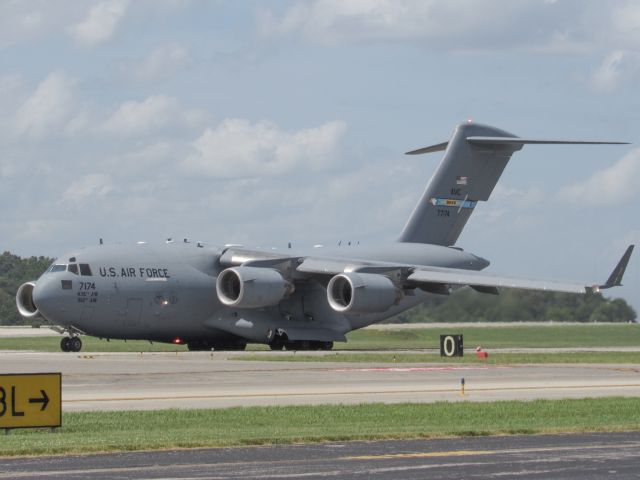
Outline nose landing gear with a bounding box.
[60,336,82,352]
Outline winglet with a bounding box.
[596,245,634,291]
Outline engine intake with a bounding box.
[216,267,293,308]
[16,281,40,318]
[327,272,400,314]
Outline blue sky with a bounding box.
[1,0,639,312]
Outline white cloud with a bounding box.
[15,72,84,137]
[69,0,129,47]
[14,219,72,242]
[182,119,347,178]
[62,173,114,203]
[0,2,47,48]
[120,141,174,166]
[131,43,191,82]
[610,2,640,46]
[101,95,203,136]
[0,73,23,132]
[590,50,640,93]
[473,185,546,226]
[557,148,640,207]
[492,185,546,208]
[258,0,640,56]
[590,51,627,92]
[258,0,578,50]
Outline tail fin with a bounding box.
[399,122,628,246]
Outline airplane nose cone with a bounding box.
[31,279,59,320]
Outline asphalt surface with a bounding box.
[2,431,640,479]
[0,351,639,411]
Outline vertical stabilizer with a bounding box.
[399,122,627,246]
[399,122,521,246]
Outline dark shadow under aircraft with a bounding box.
[17,122,634,352]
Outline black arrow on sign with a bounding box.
[29,390,49,411]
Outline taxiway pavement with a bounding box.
[0,351,639,411]
[2,431,639,479]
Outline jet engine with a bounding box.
[327,272,400,314]
[16,281,40,318]
[216,266,293,309]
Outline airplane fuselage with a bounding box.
[17,122,630,352]
[24,241,488,348]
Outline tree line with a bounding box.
[0,251,636,325]
[0,251,54,325]
[388,288,636,323]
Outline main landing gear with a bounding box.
[60,336,82,352]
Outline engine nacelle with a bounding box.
[327,272,400,314]
[216,266,293,309]
[16,281,40,318]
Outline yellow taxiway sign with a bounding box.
[0,373,61,429]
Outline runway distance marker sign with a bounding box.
[0,373,61,429]
[440,334,464,357]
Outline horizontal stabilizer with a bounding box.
[405,141,448,155]
[598,245,634,290]
[404,137,628,156]
[466,136,629,146]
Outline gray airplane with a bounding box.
[16,122,634,352]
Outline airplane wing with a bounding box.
[216,244,633,323]
[296,245,635,295]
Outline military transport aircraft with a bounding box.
[16,122,634,352]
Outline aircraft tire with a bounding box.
[285,340,311,351]
[69,337,82,352]
[320,341,334,351]
[60,337,71,352]
[269,338,285,350]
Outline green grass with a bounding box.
[2,398,640,456]
[238,352,640,364]
[343,324,640,349]
[1,324,639,352]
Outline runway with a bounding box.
[2,431,640,479]
[0,351,639,411]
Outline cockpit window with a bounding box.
[68,264,79,275]
[48,264,67,273]
[79,263,92,276]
